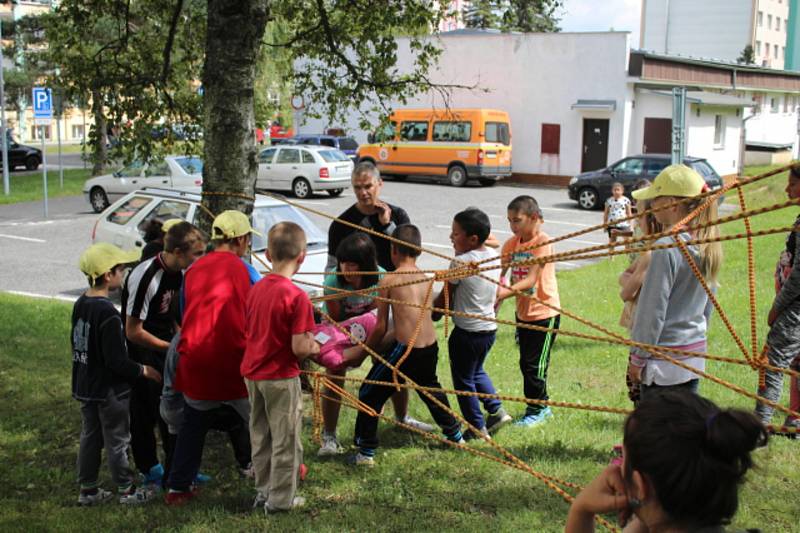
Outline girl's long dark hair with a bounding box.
[336,232,379,288]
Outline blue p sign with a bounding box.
[32,87,52,118]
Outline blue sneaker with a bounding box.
[514,407,553,427]
[142,464,164,486]
[194,472,212,485]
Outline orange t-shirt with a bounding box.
[501,232,560,322]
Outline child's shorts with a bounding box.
[314,311,378,370]
[607,224,632,238]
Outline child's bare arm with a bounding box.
[365,283,390,355]
[603,204,609,225]
[292,331,320,360]
[125,316,170,352]
[431,282,457,321]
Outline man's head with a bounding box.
[506,195,543,238]
[451,207,491,254]
[211,210,261,257]
[267,221,307,267]
[391,223,422,264]
[351,161,383,210]
[79,242,141,290]
[164,221,206,270]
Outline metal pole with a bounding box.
[0,19,10,195]
[41,125,47,217]
[82,105,86,170]
[57,108,62,188]
[671,87,687,165]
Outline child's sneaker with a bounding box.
[141,463,164,487]
[398,415,434,433]
[252,492,267,510]
[239,462,255,478]
[348,452,375,467]
[317,434,344,457]
[485,407,513,434]
[299,463,308,482]
[193,472,212,485]
[514,407,553,427]
[265,496,306,514]
[77,487,113,506]
[119,485,156,505]
[463,426,491,442]
[164,488,197,506]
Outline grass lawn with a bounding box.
[0,168,92,205]
[1,170,798,531]
[43,144,87,156]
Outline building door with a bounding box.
[581,119,609,172]
[643,118,672,153]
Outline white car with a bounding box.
[256,145,353,199]
[83,155,204,213]
[91,187,329,298]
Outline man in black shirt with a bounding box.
[324,162,433,435]
[326,161,411,272]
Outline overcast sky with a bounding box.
[559,0,642,47]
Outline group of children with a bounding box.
[70,160,798,515]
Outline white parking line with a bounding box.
[487,214,591,228]
[0,233,46,243]
[5,290,78,303]
[566,238,605,246]
[433,224,513,235]
[294,200,329,206]
[421,242,454,250]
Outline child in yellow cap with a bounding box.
[627,165,722,397]
[73,243,162,506]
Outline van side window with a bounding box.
[374,121,397,142]
[319,138,335,147]
[432,121,471,142]
[485,122,510,145]
[400,121,429,141]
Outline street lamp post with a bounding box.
[0,19,11,195]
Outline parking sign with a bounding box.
[33,87,52,125]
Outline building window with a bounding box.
[31,125,51,140]
[756,41,761,55]
[783,46,786,59]
[713,115,725,148]
[71,124,84,139]
[771,96,780,113]
[775,44,779,58]
[758,11,763,26]
[541,123,561,155]
[768,14,772,29]
[777,17,781,31]
[765,42,770,57]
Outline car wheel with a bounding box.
[292,178,311,199]
[478,178,495,187]
[327,188,344,197]
[577,187,599,210]
[25,155,40,171]
[448,165,468,187]
[90,187,109,213]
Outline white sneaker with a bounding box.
[118,485,155,505]
[399,415,434,433]
[265,496,306,514]
[77,487,113,506]
[317,434,344,457]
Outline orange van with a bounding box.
[357,108,512,187]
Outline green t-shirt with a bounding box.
[323,266,385,319]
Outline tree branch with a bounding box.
[161,0,183,85]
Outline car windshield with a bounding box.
[250,204,327,252]
[175,157,203,174]
[691,161,716,178]
[318,149,349,162]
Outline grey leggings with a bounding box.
[78,390,135,490]
[756,306,800,424]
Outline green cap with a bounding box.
[79,243,141,283]
[211,210,262,239]
[632,164,707,201]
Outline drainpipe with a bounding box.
[664,0,671,54]
[739,113,756,179]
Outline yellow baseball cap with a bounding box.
[161,218,184,233]
[632,164,707,201]
[79,243,141,282]
[211,210,262,239]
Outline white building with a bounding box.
[640,0,790,69]
[297,31,800,184]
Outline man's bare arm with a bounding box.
[125,316,170,352]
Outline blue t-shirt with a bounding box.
[323,266,385,319]
[242,259,261,285]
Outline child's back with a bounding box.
[386,266,436,348]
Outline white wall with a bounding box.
[641,0,754,62]
[298,32,633,177]
[744,92,800,149]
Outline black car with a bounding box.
[567,154,724,210]
[273,134,359,160]
[0,137,42,171]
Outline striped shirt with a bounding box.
[121,253,183,342]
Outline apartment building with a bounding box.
[641,0,791,69]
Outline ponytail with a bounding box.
[686,197,722,287]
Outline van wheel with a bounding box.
[328,188,344,197]
[479,178,495,187]
[448,165,468,187]
[292,178,311,199]
[90,187,109,213]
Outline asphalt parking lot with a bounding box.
[0,177,605,301]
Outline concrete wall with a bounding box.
[297,32,633,179]
[641,0,755,63]
[745,149,794,165]
[744,92,800,151]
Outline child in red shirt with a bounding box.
[241,221,319,514]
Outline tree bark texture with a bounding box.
[91,89,108,177]
[200,0,268,232]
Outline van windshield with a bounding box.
[485,122,510,145]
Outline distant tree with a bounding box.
[463,0,501,30]
[501,0,562,32]
[737,44,755,65]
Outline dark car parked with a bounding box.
[0,136,42,171]
[567,154,724,210]
[273,134,359,160]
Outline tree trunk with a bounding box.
[200,0,268,233]
[90,89,108,177]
